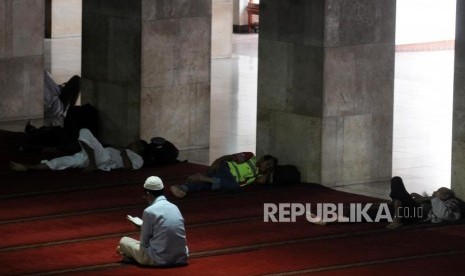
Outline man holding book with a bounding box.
[117,176,189,266]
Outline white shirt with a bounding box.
[44,71,64,119]
[140,196,189,266]
[429,197,461,223]
[42,128,144,171]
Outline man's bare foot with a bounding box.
[10,161,28,171]
[170,185,186,198]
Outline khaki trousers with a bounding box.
[118,237,156,266]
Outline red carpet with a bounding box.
[1,129,465,275]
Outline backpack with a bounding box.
[144,137,179,166]
[272,165,301,185]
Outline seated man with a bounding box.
[44,71,81,126]
[10,128,145,172]
[170,152,278,197]
[117,176,189,267]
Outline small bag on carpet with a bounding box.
[144,137,179,166]
[272,165,301,185]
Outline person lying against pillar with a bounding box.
[307,176,463,228]
[10,128,146,172]
[44,71,81,126]
[385,176,425,229]
[387,176,463,228]
[170,152,278,198]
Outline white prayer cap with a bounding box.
[144,176,164,191]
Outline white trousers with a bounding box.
[119,237,156,266]
[41,128,111,170]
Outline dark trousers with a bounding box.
[183,161,240,193]
[59,75,80,112]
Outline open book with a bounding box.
[127,215,143,227]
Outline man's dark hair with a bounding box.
[263,155,278,170]
[145,188,165,199]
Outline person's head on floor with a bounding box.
[436,187,454,201]
[143,176,165,203]
[128,139,148,156]
[257,155,278,174]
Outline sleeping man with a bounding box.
[10,128,145,172]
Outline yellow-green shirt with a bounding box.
[226,156,259,187]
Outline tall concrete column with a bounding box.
[82,0,211,148]
[452,0,465,199]
[257,0,395,188]
[0,0,44,122]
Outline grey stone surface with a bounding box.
[96,83,141,146]
[140,83,210,148]
[154,0,211,19]
[0,0,44,122]
[142,19,177,88]
[81,14,110,81]
[325,0,396,46]
[83,0,141,20]
[257,39,291,111]
[257,0,395,188]
[0,1,6,58]
[258,39,324,117]
[83,0,211,146]
[0,56,43,120]
[452,66,465,199]
[259,0,325,46]
[256,109,322,183]
[452,0,465,199]
[12,0,44,57]
[323,43,395,116]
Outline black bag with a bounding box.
[144,137,179,166]
[272,165,301,185]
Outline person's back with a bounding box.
[141,196,188,266]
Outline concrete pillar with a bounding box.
[257,0,396,188]
[452,0,465,199]
[0,0,44,122]
[82,0,211,148]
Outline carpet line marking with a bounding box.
[0,217,262,252]
[24,263,123,276]
[0,204,144,225]
[1,185,314,223]
[0,232,137,252]
[19,246,465,275]
[2,215,463,252]
[259,249,465,276]
[0,174,193,200]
